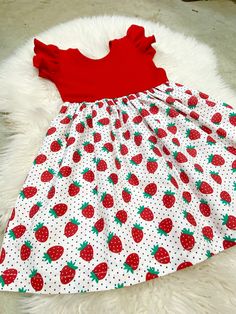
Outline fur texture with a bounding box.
[0,15,236,314]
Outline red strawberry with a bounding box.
[206,100,216,107]
[0,268,17,286]
[133,115,143,124]
[122,187,131,203]
[79,202,94,218]
[166,96,175,104]
[20,241,33,260]
[47,185,55,199]
[115,157,122,170]
[43,245,64,263]
[8,224,26,239]
[194,163,204,173]
[81,168,94,182]
[50,138,63,152]
[40,168,56,182]
[172,137,180,147]
[187,95,198,108]
[162,190,176,208]
[20,186,37,199]
[166,107,179,118]
[121,110,129,123]
[195,180,213,194]
[201,125,212,134]
[177,261,193,271]
[229,112,236,126]
[154,127,167,138]
[223,236,236,249]
[46,126,57,136]
[222,214,236,230]
[183,210,197,226]
[107,232,123,253]
[72,149,82,163]
[86,114,93,128]
[120,144,128,155]
[123,129,130,140]
[180,169,189,184]
[49,203,68,217]
[77,241,94,261]
[60,261,78,284]
[60,114,72,124]
[137,206,154,221]
[90,262,108,282]
[232,160,236,173]
[180,228,195,250]
[33,154,47,165]
[92,218,104,235]
[167,123,177,134]
[151,245,170,264]
[210,171,222,184]
[207,136,216,145]
[208,154,225,166]
[64,218,80,237]
[0,248,6,264]
[93,157,107,171]
[76,121,85,133]
[102,142,113,153]
[146,157,158,173]
[114,210,127,225]
[146,267,159,281]
[216,127,227,138]
[97,118,110,126]
[93,131,102,142]
[186,129,201,140]
[220,191,231,205]
[199,92,209,99]
[57,166,72,178]
[199,199,211,217]
[182,191,192,204]
[150,144,162,157]
[211,112,222,124]
[29,201,42,218]
[149,103,159,114]
[123,253,139,272]
[143,182,157,198]
[101,192,114,208]
[186,145,197,157]
[225,146,236,155]
[206,250,215,258]
[131,224,144,243]
[29,269,44,291]
[168,174,179,189]
[157,218,173,236]
[173,151,188,163]
[130,153,143,166]
[202,226,213,242]
[66,136,75,147]
[83,141,94,153]
[190,111,199,120]
[34,223,49,242]
[134,132,143,146]
[108,173,118,185]
[68,181,81,196]
[126,172,139,186]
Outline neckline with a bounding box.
[73,39,115,62]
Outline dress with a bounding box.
[0,24,236,295]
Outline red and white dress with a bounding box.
[0,24,235,294]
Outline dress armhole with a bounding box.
[33,38,60,83]
[126,24,157,59]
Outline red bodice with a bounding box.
[33,24,169,103]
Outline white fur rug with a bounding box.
[0,14,236,314]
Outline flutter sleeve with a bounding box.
[126,24,157,58]
[33,38,60,82]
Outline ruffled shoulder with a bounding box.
[33,38,60,82]
[126,24,156,58]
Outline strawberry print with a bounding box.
[77,241,94,261]
[0,60,236,295]
[157,218,173,236]
[43,245,64,263]
[151,245,170,264]
[60,261,78,284]
[29,269,44,291]
[64,218,80,237]
[90,262,108,282]
[180,229,195,251]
